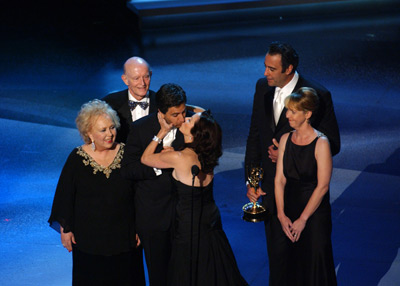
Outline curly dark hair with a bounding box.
[185,111,223,174]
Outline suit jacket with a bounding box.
[121,111,192,233]
[102,89,157,143]
[245,75,340,214]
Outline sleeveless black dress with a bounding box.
[283,132,337,286]
[168,177,248,286]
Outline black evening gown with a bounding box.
[48,144,145,286]
[283,132,337,286]
[168,178,248,286]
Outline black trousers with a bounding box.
[72,247,145,286]
[139,229,172,286]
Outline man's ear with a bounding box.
[121,74,129,86]
[158,109,165,118]
[285,64,294,75]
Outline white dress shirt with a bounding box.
[273,71,299,124]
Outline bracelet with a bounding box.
[152,135,162,144]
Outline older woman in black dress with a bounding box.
[274,87,337,285]
[48,99,144,285]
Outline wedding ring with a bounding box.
[293,234,297,237]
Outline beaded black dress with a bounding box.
[48,144,144,285]
[282,132,337,286]
[168,178,248,286]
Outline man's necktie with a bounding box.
[273,88,283,124]
[128,100,149,111]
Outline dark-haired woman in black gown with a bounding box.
[274,87,337,286]
[141,111,248,286]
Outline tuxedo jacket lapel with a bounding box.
[120,100,133,123]
[171,130,184,150]
[275,107,289,133]
[149,91,157,114]
[264,88,276,133]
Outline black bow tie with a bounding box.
[128,100,149,111]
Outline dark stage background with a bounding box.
[1,0,400,285]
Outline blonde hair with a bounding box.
[285,87,319,113]
[75,99,120,144]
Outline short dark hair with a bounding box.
[156,83,187,114]
[268,41,299,74]
[185,111,222,174]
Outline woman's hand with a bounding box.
[157,111,173,136]
[291,217,306,242]
[278,214,295,243]
[60,226,76,252]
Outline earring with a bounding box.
[91,140,96,151]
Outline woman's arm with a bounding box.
[291,136,332,241]
[141,112,180,169]
[274,133,295,242]
[186,104,205,113]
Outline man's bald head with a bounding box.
[121,57,152,100]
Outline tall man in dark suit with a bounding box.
[103,56,156,144]
[121,83,195,286]
[245,42,340,286]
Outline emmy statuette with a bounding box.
[242,166,268,222]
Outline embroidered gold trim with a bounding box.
[76,143,124,179]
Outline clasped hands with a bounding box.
[278,214,306,243]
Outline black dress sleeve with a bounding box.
[48,148,78,234]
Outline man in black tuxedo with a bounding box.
[102,56,154,285]
[121,83,195,286]
[102,57,157,144]
[245,42,340,286]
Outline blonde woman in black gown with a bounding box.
[141,110,248,286]
[274,87,337,285]
[48,100,145,285]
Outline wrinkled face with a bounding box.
[263,53,293,88]
[286,107,310,129]
[179,113,201,136]
[122,63,151,100]
[162,103,186,128]
[88,114,116,151]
